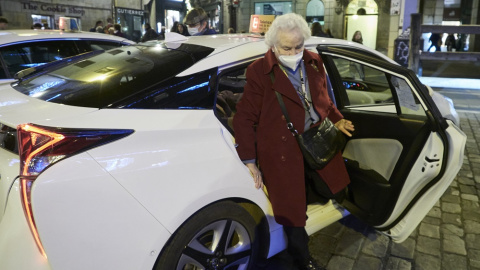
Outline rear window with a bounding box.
[12,43,215,108]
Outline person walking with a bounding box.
[233,13,354,270]
[0,18,8,30]
[113,24,124,37]
[183,8,217,36]
[428,33,442,52]
[352,30,363,44]
[141,23,158,42]
[311,22,328,37]
[90,20,103,32]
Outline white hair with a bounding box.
[265,13,311,47]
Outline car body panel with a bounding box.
[32,152,170,270]
[385,122,465,241]
[0,34,466,269]
[0,181,51,270]
[0,30,132,45]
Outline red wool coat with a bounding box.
[233,49,351,227]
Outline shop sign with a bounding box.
[249,15,275,34]
[22,2,86,16]
[116,8,145,16]
[443,8,461,21]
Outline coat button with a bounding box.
[281,136,287,141]
[281,115,286,121]
[281,156,286,161]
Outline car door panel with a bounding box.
[339,109,432,226]
[318,46,465,241]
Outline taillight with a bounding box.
[17,124,133,257]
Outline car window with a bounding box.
[0,41,78,77]
[215,65,249,134]
[0,62,8,79]
[114,68,217,109]
[12,43,215,109]
[331,56,425,117]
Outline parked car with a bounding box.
[0,29,135,82]
[0,33,466,270]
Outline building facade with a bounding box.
[1,0,478,56]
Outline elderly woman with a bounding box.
[233,13,354,270]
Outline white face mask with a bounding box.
[276,47,303,71]
[187,26,199,36]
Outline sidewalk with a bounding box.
[419,77,480,90]
[308,112,480,269]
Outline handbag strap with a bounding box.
[270,71,299,135]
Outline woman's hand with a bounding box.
[245,163,264,189]
[335,119,355,137]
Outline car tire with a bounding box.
[154,201,260,270]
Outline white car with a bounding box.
[0,30,134,83]
[0,34,466,270]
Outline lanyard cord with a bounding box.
[278,62,313,114]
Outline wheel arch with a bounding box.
[155,198,272,269]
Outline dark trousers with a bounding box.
[284,225,310,265]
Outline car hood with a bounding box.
[0,83,97,128]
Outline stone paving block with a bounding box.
[334,230,365,258]
[442,202,462,214]
[318,221,346,239]
[466,234,480,249]
[458,177,475,186]
[441,224,464,237]
[475,175,480,184]
[427,206,442,218]
[416,236,441,256]
[391,238,415,260]
[459,184,477,195]
[458,171,473,179]
[469,249,480,268]
[422,216,441,226]
[419,223,440,238]
[326,255,355,270]
[442,233,467,255]
[461,194,479,201]
[352,255,383,270]
[463,210,480,223]
[441,194,461,203]
[309,233,337,253]
[361,232,389,258]
[443,253,468,270]
[310,249,331,268]
[461,200,480,212]
[415,252,441,270]
[451,189,460,196]
[442,213,462,226]
[465,220,480,234]
[385,257,412,270]
[450,180,458,188]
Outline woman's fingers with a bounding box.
[246,163,264,189]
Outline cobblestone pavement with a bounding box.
[307,107,480,269]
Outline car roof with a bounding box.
[0,29,135,46]
[162,33,396,76]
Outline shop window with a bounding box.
[254,2,292,15]
[306,0,325,24]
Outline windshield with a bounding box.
[12,43,215,108]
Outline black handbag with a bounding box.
[275,91,346,170]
